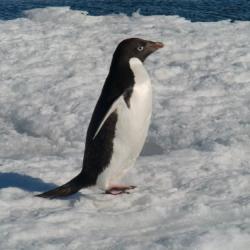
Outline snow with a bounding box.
[1,6,250,250]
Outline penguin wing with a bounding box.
[93,94,124,139]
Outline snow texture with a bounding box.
[1,7,250,250]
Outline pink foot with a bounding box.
[105,185,136,195]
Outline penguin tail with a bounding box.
[35,173,91,199]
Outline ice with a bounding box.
[1,7,250,250]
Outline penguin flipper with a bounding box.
[93,95,123,139]
[35,174,88,199]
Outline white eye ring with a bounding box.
[137,46,144,51]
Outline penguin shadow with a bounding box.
[0,172,56,192]
[0,172,86,202]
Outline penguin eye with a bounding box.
[137,45,144,52]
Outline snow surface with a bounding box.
[1,7,250,250]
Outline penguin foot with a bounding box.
[105,185,136,195]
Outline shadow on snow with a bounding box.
[0,172,56,192]
[0,172,91,201]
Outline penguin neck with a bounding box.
[105,57,150,95]
[110,56,131,75]
[110,56,149,82]
[128,57,150,86]
[107,57,135,89]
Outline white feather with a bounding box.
[96,58,152,190]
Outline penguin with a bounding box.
[36,38,164,198]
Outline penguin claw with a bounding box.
[105,190,129,195]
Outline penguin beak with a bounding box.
[151,42,164,49]
[146,41,164,53]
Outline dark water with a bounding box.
[0,0,250,22]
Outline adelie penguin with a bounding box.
[36,38,164,198]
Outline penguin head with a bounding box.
[113,38,164,64]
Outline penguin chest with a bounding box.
[115,57,152,156]
[117,82,152,152]
[96,58,152,189]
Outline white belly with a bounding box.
[97,58,152,189]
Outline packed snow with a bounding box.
[1,7,250,250]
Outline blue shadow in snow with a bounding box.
[0,172,56,192]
